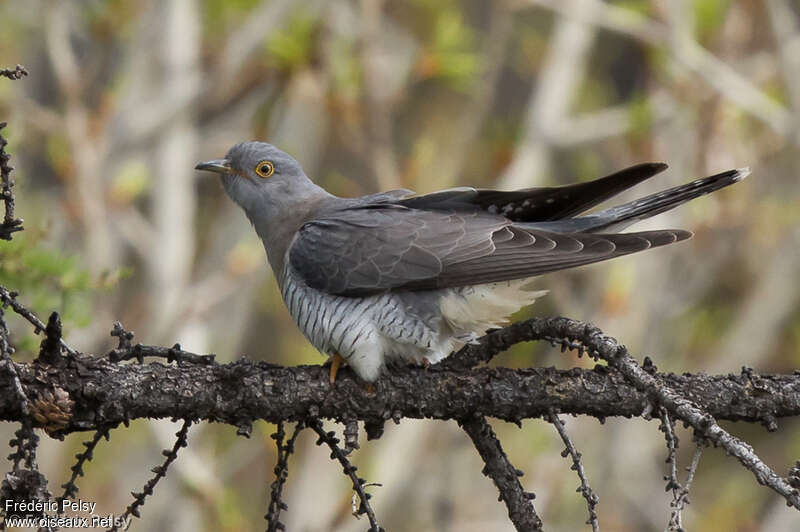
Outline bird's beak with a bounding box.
[195,159,232,174]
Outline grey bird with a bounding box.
[196,142,747,383]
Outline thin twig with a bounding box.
[0,286,77,356]
[446,317,800,509]
[107,322,215,365]
[109,419,192,531]
[0,121,24,240]
[659,407,683,530]
[0,307,29,416]
[1,422,48,532]
[7,423,39,471]
[0,65,28,80]
[308,419,382,532]
[58,425,116,508]
[666,444,702,532]
[518,317,800,510]
[660,408,681,491]
[265,421,304,532]
[460,415,543,531]
[549,411,599,531]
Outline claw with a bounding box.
[329,353,345,385]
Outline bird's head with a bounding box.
[195,141,322,215]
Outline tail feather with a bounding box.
[526,167,749,233]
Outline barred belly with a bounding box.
[279,267,451,381]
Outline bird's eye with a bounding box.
[254,160,275,178]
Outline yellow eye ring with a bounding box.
[254,160,275,178]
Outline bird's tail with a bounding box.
[528,167,749,233]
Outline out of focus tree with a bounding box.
[1,1,799,530]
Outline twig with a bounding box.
[0,65,28,80]
[0,286,77,356]
[660,408,680,488]
[0,307,29,416]
[107,322,215,365]
[109,419,192,531]
[520,317,800,510]
[265,421,304,532]
[7,423,39,471]
[460,415,543,531]
[1,423,49,530]
[0,122,24,240]
[308,419,382,531]
[58,425,116,507]
[549,411,599,531]
[659,408,682,528]
[667,445,702,532]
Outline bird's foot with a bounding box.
[421,357,431,370]
[328,353,345,386]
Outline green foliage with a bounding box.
[628,92,653,139]
[0,230,130,351]
[407,0,479,89]
[609,0,652,15]
[203,0,261,33]
[266,13,317,72]
[422,10,479,90]
[693,0,733,42]
[328,38,361,100]
[685,304,734,355]
[110,159,151,205]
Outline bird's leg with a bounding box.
[421,357,431,370]
[328,353,345,385]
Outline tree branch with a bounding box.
[549,411,598,531]
[460,415,542,531]
[1,337,799,433]
[2,313,800,525]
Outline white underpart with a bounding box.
[280,265,547,382]
[440,279,548,341]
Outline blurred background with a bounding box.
[1,0,799,530]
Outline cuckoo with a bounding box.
[196,142,746,383]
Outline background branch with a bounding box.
[460,415,542,531]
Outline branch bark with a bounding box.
[2,339,798,434]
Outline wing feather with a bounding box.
[288,204,689,296]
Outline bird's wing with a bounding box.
[399,162,668,222]
[288,204,689,296]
